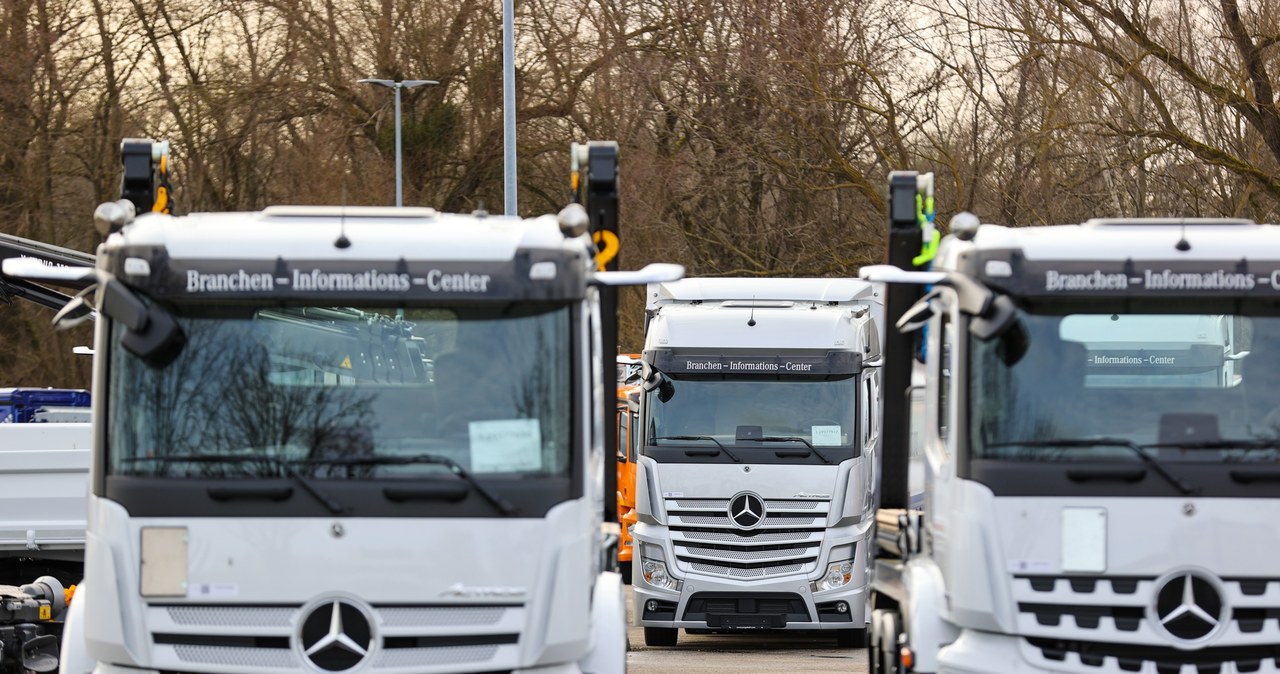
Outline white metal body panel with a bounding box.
[81,496,602,673]
[112,210,568,262]
[0,422,90,557]
[647,277,880,309]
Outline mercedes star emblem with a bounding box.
[728,492,766,530]
[297,599,375,672]
[1149,569,1229,647]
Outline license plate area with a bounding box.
[683,592,810,628]
[710,614,786,629]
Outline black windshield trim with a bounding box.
[642,444,857,465]
[104,475,574,518]
[969,459,1280,498]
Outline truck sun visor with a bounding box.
[647,349,862,376]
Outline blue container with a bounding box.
[0,388,91,423]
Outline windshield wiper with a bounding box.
[1146,438,1280,453]
[1146,438,1280,469]
[752,436,834,464]
[120,454,346,514]
[306,453,518,516]
[986,438,1197,496]
[652,435,743,463]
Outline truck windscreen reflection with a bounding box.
[971,312,1280,462]
[647,377,858,451]
[107,305,571,479]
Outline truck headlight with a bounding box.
[810,561,853,593]
[641,559,682,591]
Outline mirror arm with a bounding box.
[101,278,149,331]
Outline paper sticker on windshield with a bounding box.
[470,419,543,473]
[812,425,842,446]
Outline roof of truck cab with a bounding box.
[106,207,578,261]
[646,301,871,351]
[935,219,1280,298]
[647,277,877,310]
[947,220,1277,263]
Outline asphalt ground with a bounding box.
[624,586,869,674]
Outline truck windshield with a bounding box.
[970,310,1280,462]
[646,377,858,452]
[107,304,572,479]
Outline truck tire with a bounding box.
[620,561,632,585]
[643,626,678,647]
[869,610,885,674]
[880,611,903,674]
[836,627,868,648]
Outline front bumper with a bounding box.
[94,663,594,674]
[933,628,1280,674]
[633,572,867,632]
[936,630,1064,674]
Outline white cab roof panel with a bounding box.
[647,277,877,310]
[962,221,1278,262]
[110,210,571,261]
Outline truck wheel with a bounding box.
[880,611,903,674]
[643,626,678,647]
[869,610,885,674]
[836,628,867,648]
[620,561,632,585]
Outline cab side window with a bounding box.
[861,377,872,445]
[937,312,952,446]
[617,408,630,462]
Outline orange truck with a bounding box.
[615,355,642,580]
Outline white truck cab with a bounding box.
[3,192,684,674]
[866,216,1280,674]
[630,277,884,648]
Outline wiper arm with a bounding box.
[308,454,518,516]
[986,438,1197,496]
[652,435,743,463]
[1146,438,1280,451]
[120,454,346,514]
[754,436,834,464]
[1145,438,1280,464]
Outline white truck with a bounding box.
[5,142,680,674]
[0,399,91,574]
[863,210,1280,674]
[630,277,884,648]
[0,398,90,674]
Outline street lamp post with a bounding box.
[358,78,439,207]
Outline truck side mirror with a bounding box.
[99,278,186,368]
[895,289,942,333]
[51,288,95,330]
[969,293,1019,342]
[640,363,674,402]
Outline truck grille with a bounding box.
[1025,637,1280,673]
[149,602,522,672]
[667,497,827,579]
[1013,573,1280,660]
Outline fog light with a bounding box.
[837,602,849,613]
[647,599,658,612]
[810,561,854,593]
